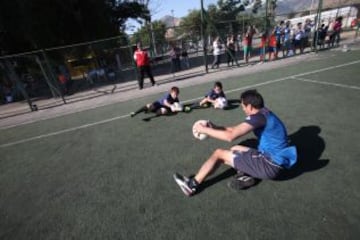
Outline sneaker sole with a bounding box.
[173,173,193,196]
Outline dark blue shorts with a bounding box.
[150,101,171,113]
[232,148,283,179]
[268,46,276,53]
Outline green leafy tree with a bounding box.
[0,0,151,54]
[201,0,266,37]
[178,10,202,42]
[131,20,166,47]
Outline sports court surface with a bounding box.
[1,47,360,240]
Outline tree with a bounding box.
[217,0,264,14]
[0,0,151,54]
[178,10,202,42]
[131,20,166,48]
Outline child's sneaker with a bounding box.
[173,173,198,196]
[183,106,192,112]
[201,103,210,108]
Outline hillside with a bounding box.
[277,0,360,15]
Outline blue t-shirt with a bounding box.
[156,93,179,106]
[206,89,226,100]
[245,108,297,168]
[284,27,291,41]
[275,26,283,41]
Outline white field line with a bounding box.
[1,59,360,148]
[292,77,360,90]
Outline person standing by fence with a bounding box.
[330,16,343,47]
[170,44,181,73]
[133,42,157,90]
[226,34,237,67]
[211,36,222,69]
[243,25,257,64]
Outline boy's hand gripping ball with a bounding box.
[192,120,209,140]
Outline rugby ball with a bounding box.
[170,102,183,112]
[192,120,209,140]
[214,97,228,109]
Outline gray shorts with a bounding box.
[232,149,283,179]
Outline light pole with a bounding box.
[171,9,175,27]
[171,9,175,40]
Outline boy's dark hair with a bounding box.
[240,89,264,109]
[214,81,223,89]
[171,86,180,94]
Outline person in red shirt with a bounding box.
[330,16,343,47]
[268,29,277,61]
[133,42,156,90]
[259,31,267,62]
[242,25,257,64]
[58,73,68,95]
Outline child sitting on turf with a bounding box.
[197,81,227,109]
[130,86,187,121]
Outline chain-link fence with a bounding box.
[1,1,359,117]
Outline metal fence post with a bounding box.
[2,59,37,111]
[41,50,66,104]
[200,0,208,73]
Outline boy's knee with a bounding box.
[160,107,169,115]
[213,148,226,156]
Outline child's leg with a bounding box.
[131,104,150,117]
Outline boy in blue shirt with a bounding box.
[174,89,297,196]
[199,81,227,108]
[189,81,227,110]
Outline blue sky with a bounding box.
[150,0,218,20]
[126,0,218,33]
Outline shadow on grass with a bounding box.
[224,99,241,110]
[276,125,329,180]
[235,126,329,181]
[197,168,237,193]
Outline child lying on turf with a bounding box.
[130,86,189,121]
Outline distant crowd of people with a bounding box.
[209,16,344,67]
[105,15,346,92]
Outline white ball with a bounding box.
[214,97,228,109]
[192,120,208,140]
[171,102,183,112]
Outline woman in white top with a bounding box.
[211,37,222,69]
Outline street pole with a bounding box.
[150,22,157,56]
[314,0,323,52]
[265,0,269,33]
[200,0,208,73]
